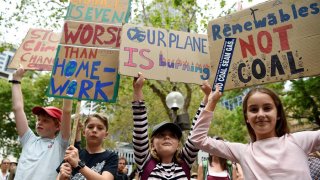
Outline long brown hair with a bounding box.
[209,136,227,170]
[242,87,290,142]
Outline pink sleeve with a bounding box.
[190,110,246,162]
[291,130,320,153]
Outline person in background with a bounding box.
[57,113,118,180]
[117,156,129,180]
[197,137,231,180]
[0,159,10,180]
[132,73,211,179]
[11,66,72,180]
[191,86,320,179]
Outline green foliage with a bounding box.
[283,77,320,126]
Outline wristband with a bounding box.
[9,80,21,84]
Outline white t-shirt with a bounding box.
[14,129,68,180]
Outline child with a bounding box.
[132,73,210,179]
[11,67,72,180]
[57,113,118,180]
[190,86,320,179]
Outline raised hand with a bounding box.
[205,84,223,112]
[13,66,26,81]
[133,72,145,101]
[200,80,212,104]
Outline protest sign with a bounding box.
[60,20,122,48]
[66,0,131,24]
[47,45,120,102]
[119,24,211,85]
[8,29,60,71]
[207,0,320,90]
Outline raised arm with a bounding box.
[182,81,211,167]
[132,73,150,171]
[61,99,72,140]
[11,67,29,137]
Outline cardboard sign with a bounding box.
[65,0,131,24]
[207,0,320,90]
[60,21,122,48]
[8,29,60,71]
[119,24,211,85]
[47,45,120,102]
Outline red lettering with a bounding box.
[22,40,35,51]
[116,27,122,48]
[240,35,256,58]
[273,24,292,51]
[92,25,104,45]
[64,23,83,44]
[80,24,93,44]
[30,30,43,39]
[257,31,272,54]
[105,27,117,45]
[124,47,138,67]
[139,49,153,70]
[20,53,30,62]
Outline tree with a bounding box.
[283,77,320,126]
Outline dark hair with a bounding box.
[242,87,289,142]
[84,113,109,131]
[119,156,127,164]
[209,136,227,170]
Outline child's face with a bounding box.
[152,129,179,159]
[84,117,108,144]
[246,92,278,140]
[36,114,60,139]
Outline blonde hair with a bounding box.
[84,113,109,131]
[149,136,183,164]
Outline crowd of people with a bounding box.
[0,68,319,179]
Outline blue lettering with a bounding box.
[94,81,113,101]
[158,30,166,47]
[211,24,222,41]
[90,61,101,80]
[147,30,156,45]
[78,80,93,99]
[50,78,70,95]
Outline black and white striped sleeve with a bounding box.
[132,101,151,171]
[182,102,206,168]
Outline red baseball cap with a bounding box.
[32,106,62,122]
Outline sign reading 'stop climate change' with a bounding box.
[66,0,131,23]
[119,24,211,85]
[8,29,60,71]
[208,0,320,90]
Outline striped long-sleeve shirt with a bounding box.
[132,101,205,180]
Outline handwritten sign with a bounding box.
[207,0,320,90]
[119,24,211,85]
[8,29,60,71]
[47,45,120,102]
[66,0,131,24]
[60,20,122,48]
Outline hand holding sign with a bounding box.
[205,84,223,112]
